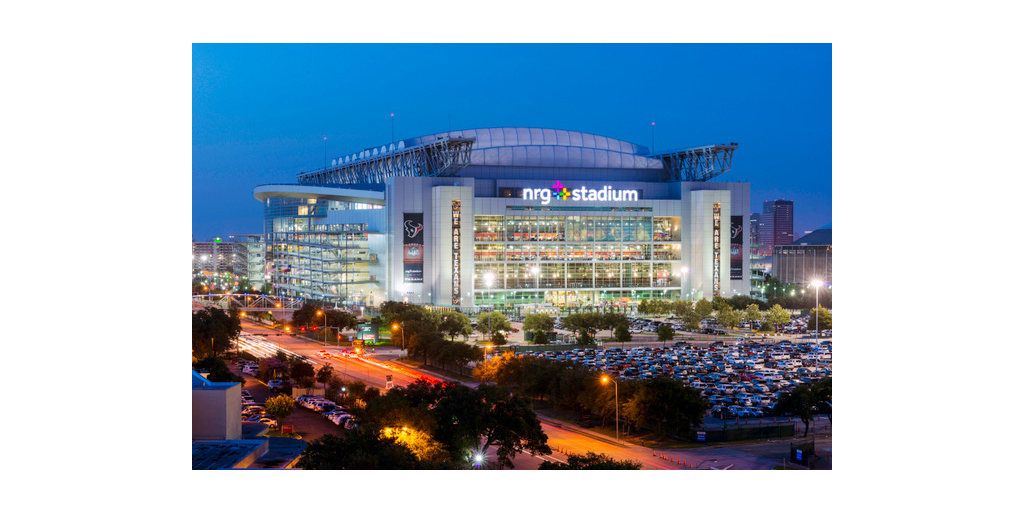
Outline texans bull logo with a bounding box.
[404,219,423,239]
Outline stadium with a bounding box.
[253,127,750,313]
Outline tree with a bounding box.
[717,304,742,329]
[621,377,709,440]
[808,306,832,331]
[475,312,511,339]
[433,383,552,469]
[601,312,629,337]
[291,360,316,391]
[192,307,242,358]
[694,299,714,322]
[265,394,295,423]
[813,377,832,424]
[562,312,603,343]
[656,324,674,343]
[538,451,643,470]
[765,304,792,330]
[316,364,334,392]
[523,313,555,343]
[438,311,474,341]
[295,432,444,470]
[744,304,763,325]
[193,356,244,384]
[774,384,817,437]
[614,323,632,344]
[490,331,507,346]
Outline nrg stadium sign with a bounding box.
[523,180,639,205]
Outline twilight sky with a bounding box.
[192,43,831,241]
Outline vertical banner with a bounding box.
[403,213,424,283]
[731,215,743,280]
[452,200,462,305]
[712,203,721,297]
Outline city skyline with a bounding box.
[193,44,831,241]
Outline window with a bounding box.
[474,216,504,242]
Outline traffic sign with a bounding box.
[697,431,706,442]
[282,425,293,434]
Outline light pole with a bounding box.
[484,272,495,341]
[317,309,327,346]
[601,375,619,442]
[392,322,406,356]
[531,265,540,311]
[811,279,823,372]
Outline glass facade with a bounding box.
[264,197,382,303]
[471,213,683,310]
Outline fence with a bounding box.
[694,423,795,443]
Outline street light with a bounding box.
[531,265,540,308]
[811,279,823,372]
[317,309,327,346]
[392,322,406,356]
[601,375,619,443]
[484,272,495,340]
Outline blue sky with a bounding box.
[193,43,831,241]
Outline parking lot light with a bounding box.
[601,375,619,443]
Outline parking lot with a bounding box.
[529,336,831,419]
[231,362,349,442]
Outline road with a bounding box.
[238,320,429,389]
[235,319,831,470]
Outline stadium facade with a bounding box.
[253,127,751,313]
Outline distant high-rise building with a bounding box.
[775,223,832,285]
[192,238,232,275]
[761,199,794,256]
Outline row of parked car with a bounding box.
[295,395,357,429]
[240,390,278,428]
[536,338,831,419]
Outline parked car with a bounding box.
[258,417,279,429]
[267,380,285,391]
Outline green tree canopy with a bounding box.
[614,323,632,344]
[694,299,714,321]
[193,356,244,384]
[316,364,334,391]
[808,306,832,331]
[765,304,792,328]
[773,384,817,437]
[438,311,474,341]
[475,311,511,337]
[192,307,242,358]
[717,304,742,328]
[622,377,709,440]
[264,394,296,423]
[744,304,763,325]
[523,313,555,336]
[538,451,643,470]
[295,432,444,470]
[656,324,675,342]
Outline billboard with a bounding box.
[403,213,424,283]
[731,215,743,280]
[452,200,462,305]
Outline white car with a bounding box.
[258,417,279,429]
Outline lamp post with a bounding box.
[601,375,619,442]
[484,272,495,340]
[811,280,823,372]
[317,309,327,346]
[392,322,406,356]
[531,265,540,310]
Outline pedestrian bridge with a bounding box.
[192,294,304,317]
